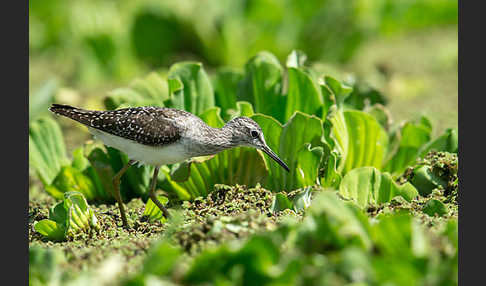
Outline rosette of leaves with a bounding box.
[236,50,342,124]
[34,191,100,241]
[338,167,419,209]
[252,112,324,191]
[327,108,389,175]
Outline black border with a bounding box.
[4,0,29,284]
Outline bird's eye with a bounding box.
[251,130,259,138]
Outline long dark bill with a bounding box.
[261,145,290,172]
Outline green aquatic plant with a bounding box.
[338,167,418,209]
[29,116,70,186]
[34,192,100,241]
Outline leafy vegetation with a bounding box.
[29,2,457,285]
[34,191,99,241]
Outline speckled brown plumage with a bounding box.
[49,104,192,146]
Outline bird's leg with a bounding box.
[149,166,171,218]
[112,159,135,228]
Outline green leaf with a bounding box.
[45,166,98,201]
[34,192,99,241]
[226,101,255,120]
[183,236,279,285]
[330,110,389,174]
[303,191,372,251]
[49,201,68,224]
[83,144,116,202]
[271,193,294,212]
[167,61,215,115]
[29,116,70,185]
[285,64,324,121]
[29,246,64,285]
[344,81,387,110]
[71,147,90,172]
[253,112,324,191]
[290,187,313,211]
[212,67,244,119]
[422,199,448,217]
[104,72,169,110]
[384,117,432,174]
[271,187,313,213]
[238,51,286,122]
[371,213,432,285]
[142,240,181,276]
[420,128,458,156]
[295,144,323,187]
[33,220,66,241]
[320,142,342,188]
[409,165,447,196]
[339,167,418,209]
[143,195,169,222]
[170,161,192,182]
[321,75,353,107]
[286,50,308,68]
[364,104,392,131]
[63,191,100,236]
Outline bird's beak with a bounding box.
[261,145,290,172]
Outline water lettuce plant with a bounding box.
[328,109,389,174]
[338,167,418,209]
[34,191,99,241]
[252,112,324,191]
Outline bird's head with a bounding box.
[223,116,290,172]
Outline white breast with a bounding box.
[88,128,190,166]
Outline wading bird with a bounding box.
[50,104,290,228]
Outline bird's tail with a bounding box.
[49,104,95,126]
[49,103,77,116]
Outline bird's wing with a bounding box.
[50,105,190,146]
